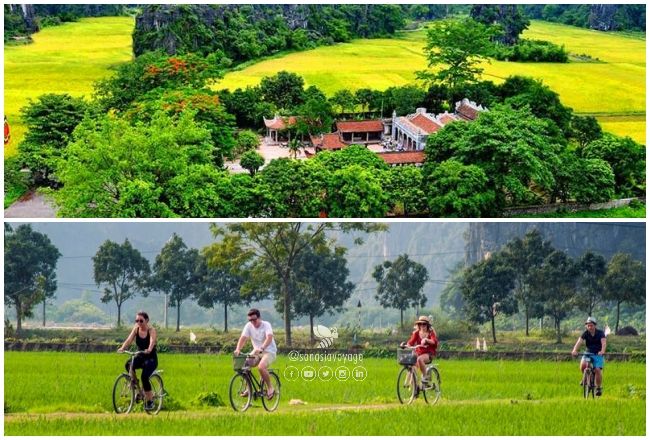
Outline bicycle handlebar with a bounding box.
[120,350,145,356]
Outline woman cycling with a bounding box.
[118,311,158,410]
[402,316,438,385]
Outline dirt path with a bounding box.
[4,190,57,218]
[4,402,404,421]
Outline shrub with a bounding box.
[491,39,569,63]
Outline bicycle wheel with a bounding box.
[397,367,417,404]
[113,374,135,414]
[145,373,164,415]
[261,371,281,412]
[582,369,592,399]
[423,367,441,405]
[229,372,253,412]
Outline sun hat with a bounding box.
[415,316,431,326]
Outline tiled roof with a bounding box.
[455,99,484,121]
[437,113,459,125]
[377,151,426,165]
[336,120,383,133]
[410,114,442,134]
[264,116,297,130]
[310,133,346,150]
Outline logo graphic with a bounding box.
[301,366,317,381]
[313,324,339,348]
[335,366,350,381]
[352,366,368,382]
[283,366,299,382]
[318,366,334,381]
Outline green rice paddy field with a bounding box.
[3,17,134,157]
[221,21,646,144]
[4,352,645,435]
[3,17,645,159]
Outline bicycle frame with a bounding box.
[123,351,164,403]
[581,353,597,399]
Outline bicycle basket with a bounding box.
[232,355,249,370]
[397,348,417,365]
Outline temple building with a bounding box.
[391,99,486,151]
[263,114,298,144]
[335,120,385,144]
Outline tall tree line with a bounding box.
[455,230,645,343]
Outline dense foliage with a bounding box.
[18,94,93,185]
[4,224,61,333]
[133,4,407,62]
[490,39,568,63]
[4,4,128,41]
[522,5,646,32]
[457,230,646,342]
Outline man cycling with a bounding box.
[571,317,607,396]
[234,308,277,398]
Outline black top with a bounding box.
[581,329,606,354]
[136,328,157,360]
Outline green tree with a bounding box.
[460,253,517,343]
[314,144,388,172]
[259,71,305,111]
[92,239,150,327]
[529,250,578,343]
[439,262,467,319]
[219,86,273,128]
[354,88,375,113]
[4,225,61,333]
[425,159,496,217]
[602,253,645,333]
[384,85,426,116]
[290,244,355,343]
[500,230,553,336]
[152,234,201,332]
[580,133,645,197]
[571,115,602,148]
[470,5,530,45]
[18,93,90,184]
[424,105,563,210]
[330,89,357,115]
[258,159,328,217]
[497,76,573,135]
[239,150,265,177]
[569,158,615,204]
[373,254,429,329]
[575,252,607,317]
[204,222,384,345]
[195,255,245,332]
[55,111,215,217]
[326,165,389,217]
[417,18,496,90]
[383,166,428,216]
[234,130,260,156]
[132,88,237,167]
[94,51,229,113]
[294,97,335,136]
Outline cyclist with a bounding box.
[118,311,158,410]
[234,308,277,398]
[571,317,607,396]
[401,316,438,386]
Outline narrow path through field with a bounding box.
[3,398,556,421]
[4,190,57,218]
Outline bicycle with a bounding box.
[396,346,441,405]
[581,353,598,399]
[229,354,281,412]
[112,350,165,414]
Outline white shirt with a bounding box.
[241,320,277,354]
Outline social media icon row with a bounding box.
[283,365,367,382]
